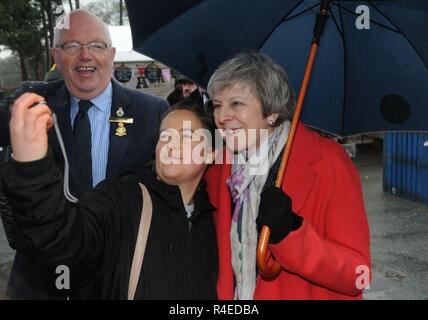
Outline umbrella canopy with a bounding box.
[126,0,428,136]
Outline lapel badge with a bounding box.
[109,116,134,137]
[110,107,133,137]
[116,107,125,117]
[116,122,127,136]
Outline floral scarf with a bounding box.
[227,121,290,299]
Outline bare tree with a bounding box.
[83,0,129,25]
[119,0,123,26]
[41,0,63,70]
[0,0,45,80]
[41,0,51,71]
[46,0,55,47]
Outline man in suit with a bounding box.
[1,9,169,299]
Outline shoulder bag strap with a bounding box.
[127,183,153,300]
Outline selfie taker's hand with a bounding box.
[256,186,303,244]
[10,93,52,162]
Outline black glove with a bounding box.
[256,186,303,244]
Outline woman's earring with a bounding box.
[268,119,276,127]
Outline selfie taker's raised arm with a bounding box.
[1,93,133,276]
[1,144,135,280]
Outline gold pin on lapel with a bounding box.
[115,122,127,136]
[109,118,134,137]
[109,118,134,123]
[109,107,133,137]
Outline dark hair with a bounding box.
[175,76,195,85]
[161,99,217,148]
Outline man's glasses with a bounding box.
[56,41,111,55]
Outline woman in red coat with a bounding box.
[204,52,371,300]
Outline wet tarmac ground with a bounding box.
[0,143,427,299]
[356,144,428,299]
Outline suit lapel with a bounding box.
[282,123,321,213]
[106,81,131,179]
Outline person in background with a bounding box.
[0,9,169,299]
[166,78,185,105]
[204,52,371,300]
[167,76,209,109]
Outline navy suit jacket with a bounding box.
[47,80,169,196]
[3,79,169,299]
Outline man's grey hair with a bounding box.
[207,52,296,124]
[53,9,112,47]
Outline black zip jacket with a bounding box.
[2,149,218,299]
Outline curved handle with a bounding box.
[257,226,282,278]
[256,43,319,280]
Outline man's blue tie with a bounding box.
[73,100,93,195]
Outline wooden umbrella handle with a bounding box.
[257,43,319,279]
[257,226,282,278]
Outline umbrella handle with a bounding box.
[256,226,282,278]
[256,42,320,279]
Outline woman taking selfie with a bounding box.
[2,95,218,299]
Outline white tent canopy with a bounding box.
[108,25,153,62]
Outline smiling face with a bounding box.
[155,109,214,187]
[212,83,277,154]
[51,11,116,100]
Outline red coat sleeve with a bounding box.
[270,143,371,297]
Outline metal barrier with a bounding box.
[383,132,428,205]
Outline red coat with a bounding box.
[205,123,371,300]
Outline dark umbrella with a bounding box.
[126,0,428,136]
[126,0,428,278]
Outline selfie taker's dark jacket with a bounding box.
[2,149,218,299]
[0,79,170,299]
